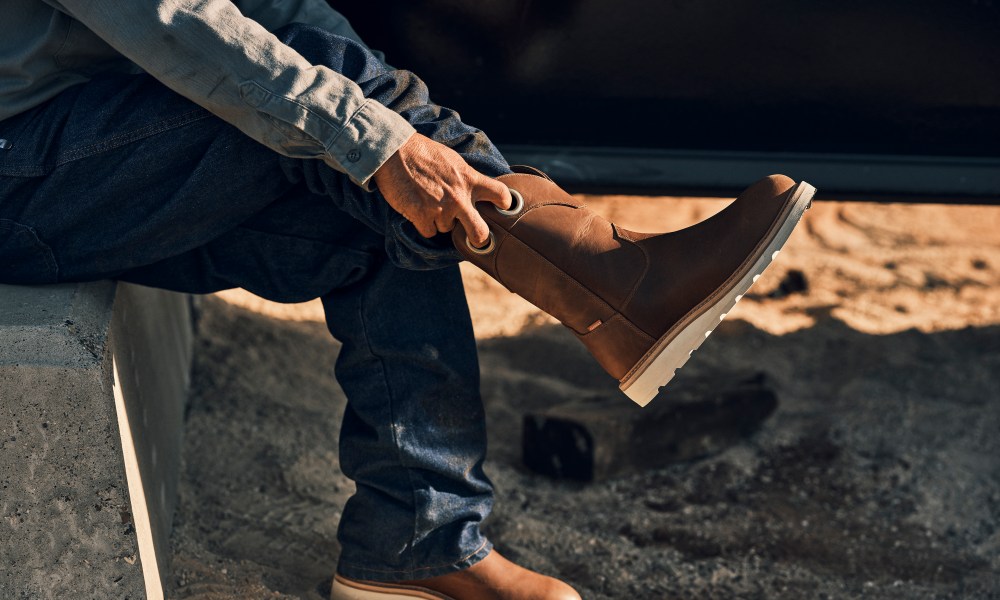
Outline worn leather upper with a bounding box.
[350,550,581,600]
[454,171,798,380]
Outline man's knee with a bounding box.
[271,23,382,81]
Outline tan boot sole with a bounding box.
[331,575,454,600]
[620,181,817,406]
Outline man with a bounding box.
[0,1,813,598]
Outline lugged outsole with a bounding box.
[620,181,816,407]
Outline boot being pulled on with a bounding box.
[453,166,815,406]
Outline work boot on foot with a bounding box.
[453,167,815,406]
[330,550,580,600]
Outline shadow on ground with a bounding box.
[169,297,1000,599]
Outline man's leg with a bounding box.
[120,190,495,582]
[122,191,579,600]
[0,23,502,583]
[0,26,509,285]
[321,258,494,582]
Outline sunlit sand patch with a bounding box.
[214,288,326,322]
[214,197,1000,339]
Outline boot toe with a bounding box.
[754,174,797,198]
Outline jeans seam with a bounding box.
[0,109,213,177]
[55,109,212,167]
[357,278,421,570]
[0,219,60,279]
[338,539,491,576]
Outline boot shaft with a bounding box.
[454,171,647,336]
[454,168,813,403]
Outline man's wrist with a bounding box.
[327,101,415,190]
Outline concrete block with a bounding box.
[522,372,777,481]
[0,282,192,599]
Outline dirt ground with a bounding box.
[168,193,1000,599]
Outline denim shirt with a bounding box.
[0,0,415,188]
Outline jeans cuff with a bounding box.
[336,539,493,583]
[386,212,463,271]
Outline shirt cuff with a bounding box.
[326,99,415,190]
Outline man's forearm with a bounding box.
[44,0,412,188]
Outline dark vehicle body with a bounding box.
[336,0,1000,202]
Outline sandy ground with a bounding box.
[168,194,1000,599]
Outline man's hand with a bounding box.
[372,133,512,247]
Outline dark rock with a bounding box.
[522,372,778,481]
[768,269,809,299]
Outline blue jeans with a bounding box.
[0,24,510,582]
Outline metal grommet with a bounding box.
[497,188,524,217]
[466,231,496,255]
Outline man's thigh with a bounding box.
[120,188,387,303]
[0,72,303,285]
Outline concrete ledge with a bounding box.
[0,282,192,599]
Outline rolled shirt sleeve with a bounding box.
[46,0,414,188]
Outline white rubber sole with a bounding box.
[331,576,453,600]
[620,181,816,407]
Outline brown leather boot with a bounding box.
[330,550,581,599]
[452,167,815,406]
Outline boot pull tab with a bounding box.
[496,188,524,217]
[466,231,496,255]
[509,165,553,180]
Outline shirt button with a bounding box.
[346,149,361,163]
[0,139,10,150]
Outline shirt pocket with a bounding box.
[0,219,59,284]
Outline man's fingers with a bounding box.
[412,217,439,239]
[457,205,492,248]
[459,176,507,247]
[434,214,456,233]
[476,176,512,211]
